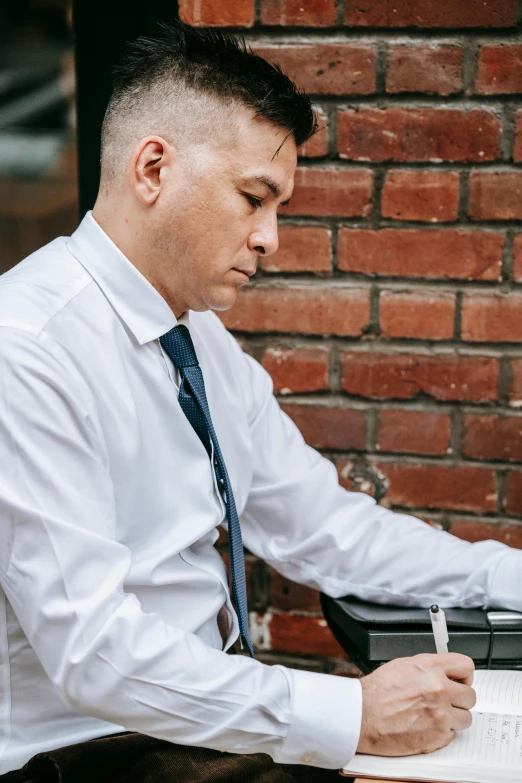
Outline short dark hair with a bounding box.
[110,20,317,148]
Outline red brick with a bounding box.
[260,0,337,26]
[261,226,332,274]
[379,291,456,340]
[475,45,522,95]
[463,415,522,462]
[514,111,522,163]
[468,172,522,221]
[261,346,329,394]
[280,403,366,450]
[450,519,522,549]
[376,462,497,513]
[509,358,522,407]
[387,45,463,95]
[462,293,522,343]
[253,44,375,95]
[505,471,522,515]
[298,107,328,158]
[381,170,459,223]
[341,351,499,403]
[220,285,370,336]
[337,108,500,163]
[269,570,322,612]
[513,235,522,281]
[280,168,373,218]
[337,229,503,281]
[179,0,254,26]
[267,612,347,658]
[377,409,450,456]
[345,1,517,27]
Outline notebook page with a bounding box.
[426,710,522,769]
[473,670,522,714]
[343,713,522,783]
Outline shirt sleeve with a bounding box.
[0,327,357,770]
[232,339,522,613]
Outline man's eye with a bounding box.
[244,194,262,209]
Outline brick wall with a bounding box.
[181,0,522,672]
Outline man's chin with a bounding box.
[204,287,239,313]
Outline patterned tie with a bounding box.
[160,325,254,657]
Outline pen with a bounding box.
[429,604,449,654]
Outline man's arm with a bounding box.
[0,326,362,770]
[229,336,521,612]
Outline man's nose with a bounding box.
[248,212,279,257]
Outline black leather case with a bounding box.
[320,594,522,673]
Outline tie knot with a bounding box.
[160,325,199,369]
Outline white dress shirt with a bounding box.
[0,212,520,775]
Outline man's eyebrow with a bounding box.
[243,175,291,206]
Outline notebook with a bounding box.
[341,670,522,783]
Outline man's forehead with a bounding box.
[230,111,297,165]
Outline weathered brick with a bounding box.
[280,168,373,218]
[509,358,522,408]
[514,111,522,163]
[260,0,337,26]
[386,45,463,95]
[505,472,522,515]
[462,293,522,343]
[261,346,329,394]
[376,462,497,513]
[298,107,328,158]
[475,45,522,95]
[463,414,522,462]
[381,170,459,223]
[265,612,347,658]
[280,402,366,450]
[377,409,451,456]
[468,172,522,221]
[261,226,332,274]
[179,0,254,26]
[341,351,499,402]
[337,229,503,281]
[379,291,456,340]
[269,569,322,612]
[450,519,522,548]
[337,108,500,163]
[513,235,522,281]
[220,285,371,336]
[345,1,518,28]
[253,44,375,95]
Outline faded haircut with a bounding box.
[100,20,317,181]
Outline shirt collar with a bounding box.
[67,211,182,345]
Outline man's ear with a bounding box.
[130,136,173,206]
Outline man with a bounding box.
[0,21,520,783]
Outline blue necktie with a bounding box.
[160,325,254,657]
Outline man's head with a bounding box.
[94,21,317,317]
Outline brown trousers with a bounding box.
[1,733,345,783]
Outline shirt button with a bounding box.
[300,752,313,764]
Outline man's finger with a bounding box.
[448,681,477,710]
[449,706,474,732]
[440,653,475,685]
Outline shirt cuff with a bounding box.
[274,668,362,770]
[488,548,522,611]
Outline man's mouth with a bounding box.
[232,266,256,277]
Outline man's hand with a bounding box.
[357,653,476,757]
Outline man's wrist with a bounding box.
[274,667,362,770]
